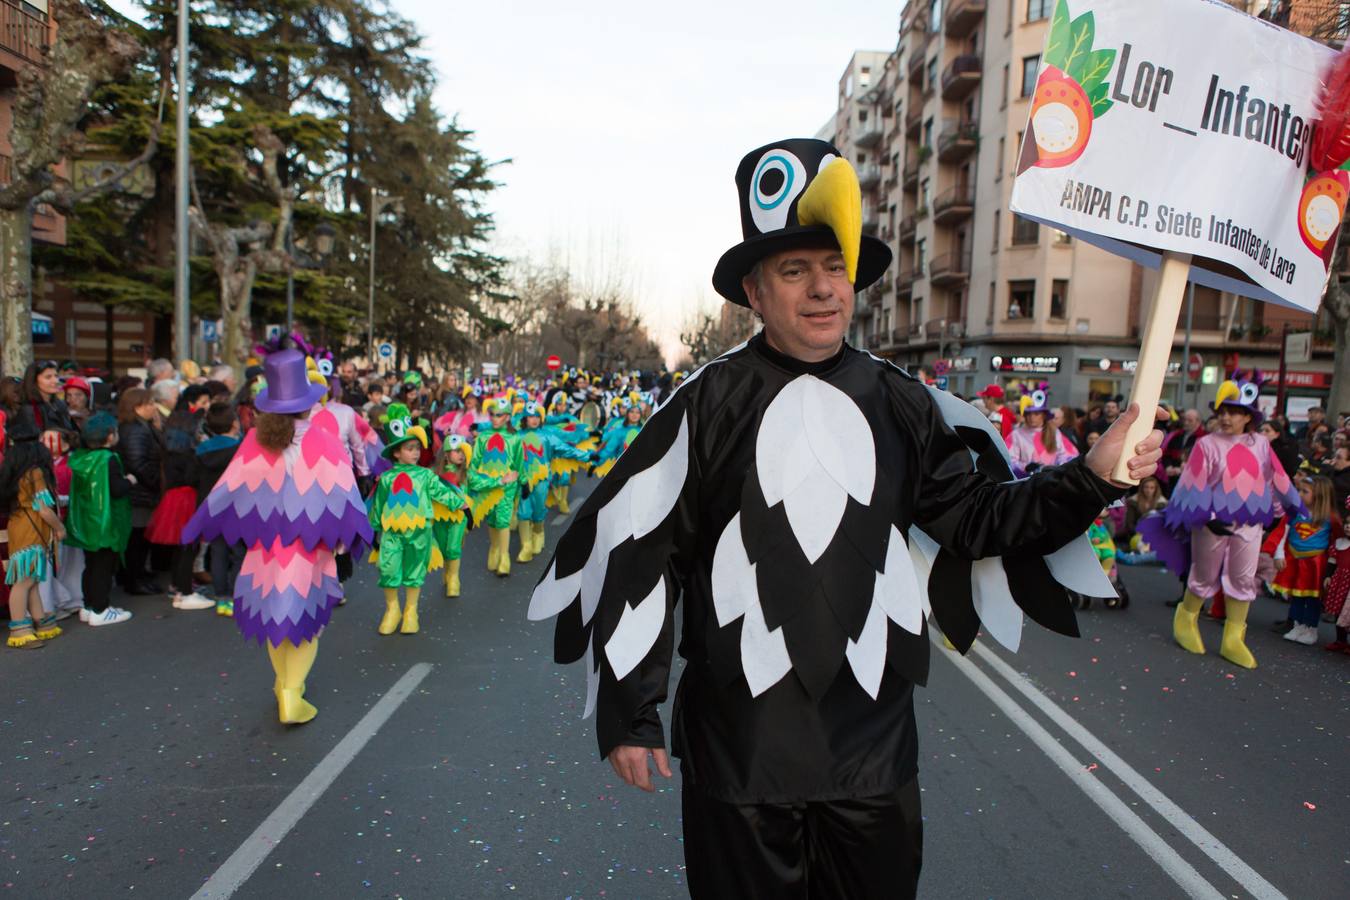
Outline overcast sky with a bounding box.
[113,0,901,362]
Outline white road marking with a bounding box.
[551,514,570,526]
[968,641,1287,900]
[938,643,1227,900]
[190,663,434,899]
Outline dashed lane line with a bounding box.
[190,662,434,899]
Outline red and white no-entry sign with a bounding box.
[1188,353,1203,379]
[546,355,562,371]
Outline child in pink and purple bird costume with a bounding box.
[183,351,372,725]
[1140,375,1304,670]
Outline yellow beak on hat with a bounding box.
[795,157,863,284]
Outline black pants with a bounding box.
[83,549,120,613]
[682,778,923,900]
[171,543,196,595]
[121,527,151,587]
[208,539,243,598]
[336,552,353,583]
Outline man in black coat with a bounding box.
[529,139,1165,899]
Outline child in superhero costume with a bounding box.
[468,396,522,577]
[367,404,470,634]
[513,401,594,563]
[183,351,371,724]
[1266,474,1336,645]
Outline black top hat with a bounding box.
[712,138,892,307]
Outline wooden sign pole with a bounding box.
[1111,250,1192,485]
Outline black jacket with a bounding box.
[195,434,241,504]
[119,418,163,509]
[161,410,201,491]
[531,335,1122,803]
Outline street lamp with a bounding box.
[285,221,337,334]
[367,189,403,367]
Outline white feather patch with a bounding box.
[1045,534,1119,597]
[756,378,813,505]
[875,525,924,635]
[527,560,584,621]
[582,643,599,719]
[740,594,793,697]
[594,482,633,553]
[783,472,848,564]
[579,540,609,625]
[845,600,888,699]
[604,576,667,681]
[906,527,940,617]
[800,376,876,504]
[711,513,756,627]
[628,414,689,540]
[971,557,1023,652]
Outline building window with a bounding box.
[1001,64,1010,109]
[996,136,1005,180]
[858,152,867,165]
[1028,0,1052,22]
[916,238,927,274]
[922,118,934,149]
[1050,279,1068,319]
[859,110,868,124]
[1008,279,1035,319]
[930,0,943,31]
[1053,228,1073,244]
[988,281,996,325]
[1012,213,1040,245]
[860,65,872,90]
[992,210,1001,252]
[1021,55,1041,98]
[926,58,938,92]
[920,177,931,211]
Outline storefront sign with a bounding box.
[1082,357,1182,375]
[948,356,979,373]
[1262,370,1332,389]
[1010,0,1335,312]
[991,354,1061,374]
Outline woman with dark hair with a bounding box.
[117,387,163,594]
[1056,405,1085,454]
[17,359,76,437]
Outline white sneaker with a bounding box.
[1283,625,1302,642]
[1296,624,1319,646]
[79,607,91,623]
[87,607,132,627]
[172,592,215,611]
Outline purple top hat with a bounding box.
[254,349,329,414]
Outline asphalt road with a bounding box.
[3,479,1347,899]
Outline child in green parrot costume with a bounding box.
[593,397,646,479]
[367,404,470,635]
[513,401,594,563]
[468,396,523,577]
[433,434,472,598]
[543,391,597,514]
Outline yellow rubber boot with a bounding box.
[533,520,546,556]
[400,587,421,634]
[557,485,571,515]
[486,525,501,572]
[495,528,511,576]
[1173,590,1206,655]
[277,638,319,724]
[445,558,461,598]
[1219,598,1256,669]
[378,588,402,635]
[517,521,535,563]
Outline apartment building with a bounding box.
[824,0,1336,415]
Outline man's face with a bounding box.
[340,362,357,383]
[743,246,854,363]
[1310,409,1326,425]
[1104,400,1120,420]
[1181,410,1200,432]
[1334,448,1350,470]
[160,387,179,409]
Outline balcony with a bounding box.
[937,118,979,162]
[867,333,882,350]
[902,158,919,190]
[897,268,917,297]
[906,40,928,77]
[941,54,982,101]
[905,107,923,138]
[898,215,916,243]
[1,0,49,64]
[891,327,908,346]
[858,163,882,190]
[933,184,975,225]
[945,0,987,38]
[928,252,971,287]
[855,122,885,149]
[863,206,881,234]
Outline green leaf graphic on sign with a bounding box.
[1063,13,1096,82]
[1046,0,1072,69]
[1088,81,1113,117]
[1078,48,1116,95]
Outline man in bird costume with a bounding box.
[527,138,1167,898]
[367,403,470,635]
[513,401,594,563]
[469,396,523,577]
[1139,375,1304,669]
[184,350,372,725]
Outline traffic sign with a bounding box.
[933,359,949,375]
[201,319,219,343]
[1187,353,1203,379]
[934,375,949,391]
[481,362,500,377]
[378,342,394,360]
[265,323,283,342]
[1285,331,1312,365]
[546,354,562,371]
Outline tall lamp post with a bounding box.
[285,220,336,335]
[173,0,191,363]
[367,189,402,366]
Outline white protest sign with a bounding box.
[1010,0,1337,313]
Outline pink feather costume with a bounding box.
[182,421,372,647]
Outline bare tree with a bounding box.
[680,303,758,366]
[0,0,149,374]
